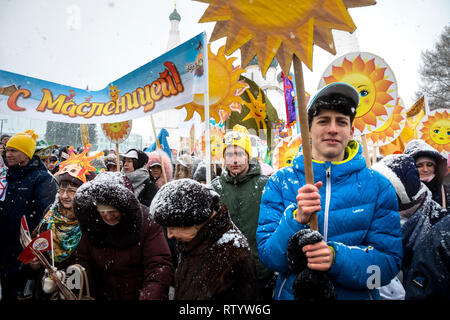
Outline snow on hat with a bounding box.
[404,139,447,180]
[307,82,359,126]
[372,154,422,209]
[150,178,220,227]
[6,129,38,159]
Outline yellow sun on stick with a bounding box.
[197,0,376,76]
[366,97,406,146]
[417,109,450,154]
[319,52,397,135]
[176,44,247,123]
[101,120,132,144]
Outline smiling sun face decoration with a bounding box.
[101,120,132,144]
[319,52,397,136]
[242,88,267,131]
[366,97,406,146]
[273,135,302,169]
[417,109,450,154]
[176,45,247,124]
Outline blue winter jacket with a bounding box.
[0,156,57,275]
[257,140,402,300]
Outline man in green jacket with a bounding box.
[211,125,274,300]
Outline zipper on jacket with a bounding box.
[324,166,331,242]
[278,277,287,299]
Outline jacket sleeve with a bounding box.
[139,179,158,207]
[256,173,307,273]
[405,214,450,299]
[327,178,403,290]
[30,171,57,230]
[139,217,174,300]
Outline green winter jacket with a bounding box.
[211,161,271,280]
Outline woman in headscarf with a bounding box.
[27,145,99,300]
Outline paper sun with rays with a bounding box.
[318,52,398,135]
[196,0,376,76]
[176,44,248,124]
[101,120,132,144]
[366,97,406,146]
[417,109,450,154]
[55,144,103,183]
[273,134,302,170]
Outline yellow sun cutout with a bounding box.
[417,109,450,154]
[366,97,406,146]
[197,0,375,75]
[56,144,103,183]
[210,128,225,162]
[319,52,397,135]
[101,120,132,144]
[242,88,267,131]
[176,44,247,123]
[273,135,302,169]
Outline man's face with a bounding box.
[310,110,354,162]
[225,145,249,177]
[5,147,29,166]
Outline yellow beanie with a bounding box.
[6,130,38,159]
[223,125,252,157]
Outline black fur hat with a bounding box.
[150,178,220,227]
[73,172,142,248]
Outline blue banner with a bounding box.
[0,33,207,124]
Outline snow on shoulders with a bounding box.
[216,228,247,249]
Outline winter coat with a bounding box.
[146,151,173,188]
[400,185,446,284]
[73,178,173,300]
[174,204,257,300]
[123,167,158,207]
[211,161,272,281]
[0,156,57,275]
[257,140,403,300]
[404,214,450,300]
[404,139,450,214]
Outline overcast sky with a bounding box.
[0,0,448,138]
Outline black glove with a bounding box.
[287,229,337,301]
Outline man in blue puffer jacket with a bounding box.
[257,82,402,300]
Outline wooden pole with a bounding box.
[150,115,168,184]
[292,55,318,231]
[361,135,371,168]
[115,143,120,171]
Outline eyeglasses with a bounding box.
[223,132,242,145]
[58,188,77,196]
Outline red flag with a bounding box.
[19,215,32,248]
[18,229,52,264]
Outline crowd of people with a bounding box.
[0,82,448,301]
